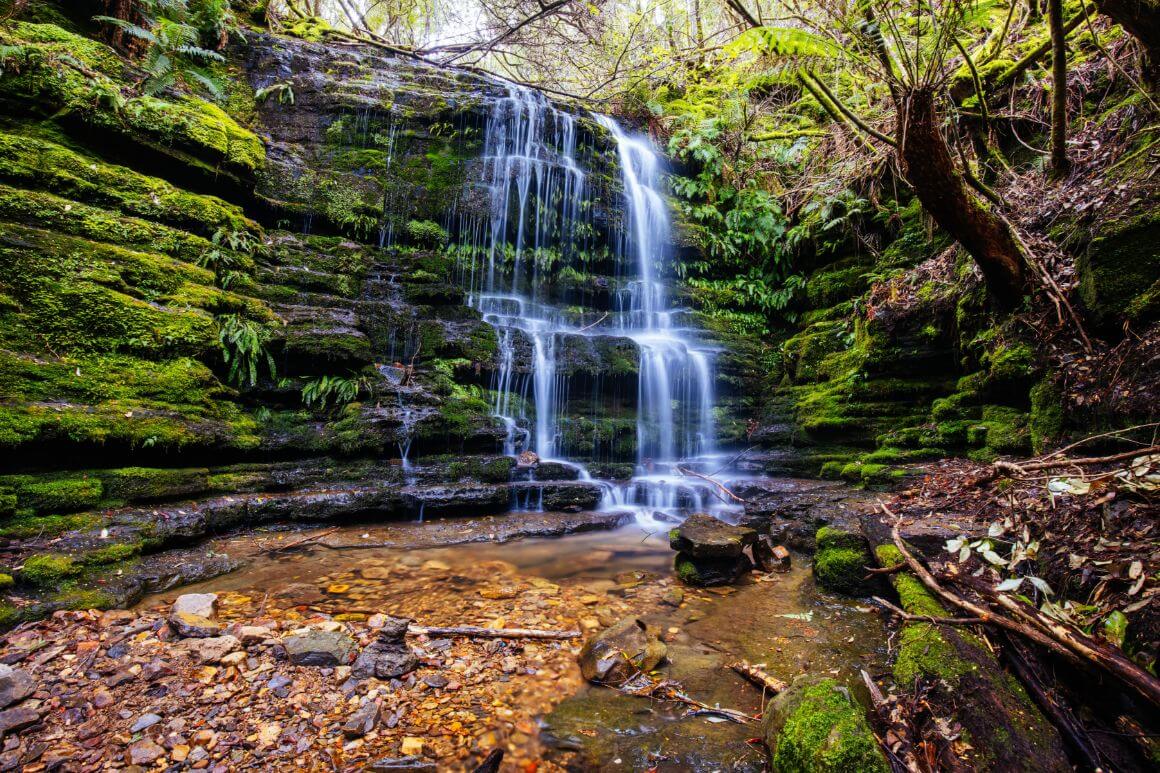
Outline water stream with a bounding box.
[453,85,731,526]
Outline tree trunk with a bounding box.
[1049,0,1071,176]
[896,87,1027,308]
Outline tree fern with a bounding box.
[726,27,847,60]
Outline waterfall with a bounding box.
[453,83,734,522]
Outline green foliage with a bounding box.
[20,553,81,587]
[198,226,259,288]
[94,0,233,99]
[405,219,448,248]
[255,81,295,104]
[216,313,274,387]
[300,373,370,411]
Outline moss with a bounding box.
[0,573,13,589]
[100,466,210,504]
[53,588,115,611]
[1076,211,1160,326]
[813,530,874,596]
[81,542,141,565]
[2,475,103,514]
[763,678,889,772]
[0,512,100,539]
[1029,378,1064,454]
[20,553,81,587]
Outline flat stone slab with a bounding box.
[669,513,757,560]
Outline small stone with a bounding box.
[171,745,190,762]
[128,738,166,766]
[421,560,450,571]
[0,705,40,736]
[0,665,34,709]
[342,701,381,738]
[131,713,162,732]
[220,651,247,667]
[660,588,684,607]
[422,674,449,689]
[369,757,436,772]
[478,586,519,600]
[400,737,424,756]
[326,583,350,594]
[173,635,240,664]
[92,688,114,707]
[577,617,667,686]
[283,630,357,667]
[169,612,222,639]
[351,617,417,679]
[171,593,217,619]
[237,626,272,645]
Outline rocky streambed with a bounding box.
[0,477,911,771]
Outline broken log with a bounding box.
[729,661,788,694]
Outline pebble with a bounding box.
[131,712,162,732]
[0,665,34,709]
[128,738,166,766]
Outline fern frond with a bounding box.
[92,16,159,44]
[726,27,847,60]
[175,45,225,62]
[185,66,225,100]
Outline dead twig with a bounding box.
[870,596,990,626]
[992,444,1160,478]
[407,624,579,640]
[729,661,788,694]
[258,527,340,555]
[675,466,751,504]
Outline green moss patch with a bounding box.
[762,677,889,772]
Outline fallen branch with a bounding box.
[407,624,579,640]
[870,595,990,626]
[575,312,609,333]
[729,661,788,694]
[258,527,339,555]
[675,465,751,504]
[881,503,1160,709]
[863,563,906,576]
[992,445,1160,477]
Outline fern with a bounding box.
[255,81,295,104]
[217,314,275,387]
[93,1,229,99]
[301,374,370,410]
[726,27,846,60]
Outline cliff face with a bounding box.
[0,17,714,620]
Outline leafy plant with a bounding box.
[94,0,231,98]
[216,314,274,387]
[300,373,371,410]
[255,81,295,104]
[197,227,259,288]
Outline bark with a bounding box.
[896,87,1027,308]
[1049,0,1071,176]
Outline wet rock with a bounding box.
[352,617,418,679]
[171,593,217,619]
[660,588,684,607]
[127,738,166,766]
[173,635,241,664]
[577,617,666,686]
[284,630,358,667]
[0,666,34,709]
[0,705,40,736]
[342,700,381,738]
[673,551,753,587]
[812,526,874,595]
[761,677,888,772]
[669,513,756,560]
[753,537,791,572]
[169,612,223,639]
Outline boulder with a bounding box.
[812,526,875,595]
[0,665,34,709]
[577,617,666,685]
[352,616,418,679]
[669,513,756,560]
[673,551,752,587]
[761,677,889,772]
[283,629,358,667]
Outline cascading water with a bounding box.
[452,83,737,523]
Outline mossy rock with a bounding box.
[673,551,752,587]
[813,545,871,596]
[0,475,103,514]
[761,676,889,772]
[20,553,81,587]
[1076,212,1160,327]
[1029,378,1064,454]
[815,526,865,552]
[99,466,211,504]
